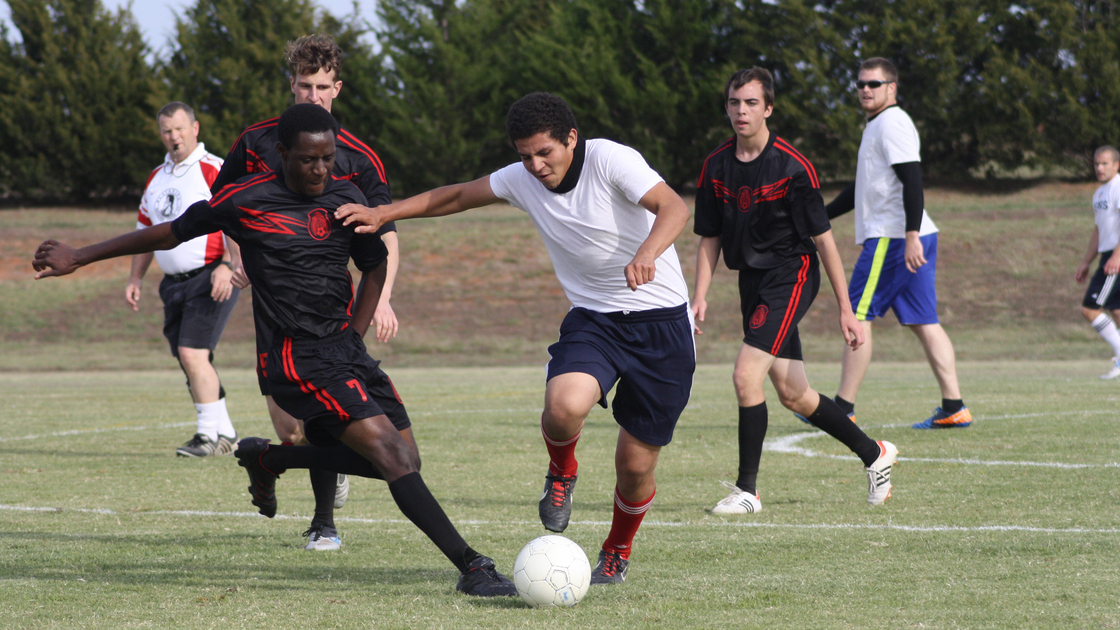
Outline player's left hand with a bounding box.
[32,239,80,279]
[210,263,234,302]
[229,264,251,289]
[625,253,657,291]
[336,203,386,234]
[839,311,865,350]
[904,232,926,273]
[372,301,399,343]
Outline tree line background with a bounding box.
[1,0,1118,202]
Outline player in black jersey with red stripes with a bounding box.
[33,103,516,597]
[212,34,401,550]
[692,68,899,514]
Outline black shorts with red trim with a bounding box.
[265,328,410,445]
[738,253,820,361]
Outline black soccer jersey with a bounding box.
[211,117,393,211]
[694,134,830,270]
[172,172,388,340]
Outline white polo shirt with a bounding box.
[1094,173,1120,253]
[489,138,689,313]
[137,143,225,275]
[854,106,938,245]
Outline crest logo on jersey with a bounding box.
[737,187,753,212]
[153,188,184,221]
[749,304,769,329]
[735,178,794,214]
[308,208,332,240]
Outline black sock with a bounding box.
[833,395,855,416]
[805,393,880,467]
[388,472,477,573]
[734,403,768,494]
[309,468,336,529]
[264,443,384,479]
[942,398,964,414]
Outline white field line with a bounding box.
[2,504,1116,535]
[0,421,195,443]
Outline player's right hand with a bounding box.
[1075,263,1090,284]
[32,240,81,279]
[125,280,142,311]
[335,203,386,234]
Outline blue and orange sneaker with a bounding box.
[912,406,972,429]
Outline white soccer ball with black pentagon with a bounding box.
[512,534,591,608]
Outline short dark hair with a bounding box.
[157,101,195,122]
[277,103,339,150]
[506,92,578,144]
[859,57,899,83]
[724,67,775,108]
[1096,146,1120,163]
[286,34,343,81]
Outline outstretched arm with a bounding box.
[34,223,181,279]
[627,182,691,291]
[336,176,501,234]
[812,229,864,350]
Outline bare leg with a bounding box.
[909,323,961,400]
[836,320,874,403]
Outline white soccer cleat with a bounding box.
[334,474,349,509]
[711,480,762,514]
[1101,358,1120,380]
[866,440,898,505]
[304,525,341,551]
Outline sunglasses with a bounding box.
[855,80,893,89]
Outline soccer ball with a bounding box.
[512,535,591,608]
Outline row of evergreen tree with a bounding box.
[1,0,1117,201]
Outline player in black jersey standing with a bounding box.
[692,68,899,514]
[212,34,401,550]
[33,103,516,597]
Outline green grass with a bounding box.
[2,362,1119,629]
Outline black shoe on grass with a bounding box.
[590,549,630,585]
[455,555,517,597]
[538,473,577,533]
[234,437,281,518]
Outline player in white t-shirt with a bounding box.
[825,58,972,430]
[1075,146,1120,379]
[336,92,694,586]
[127,102,241,457]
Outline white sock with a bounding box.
[1091,313,1120,358]
[195,399,234,441]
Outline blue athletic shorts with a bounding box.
[1082,250,1120,310]
[545,303,695,447]
[849,233,939,325]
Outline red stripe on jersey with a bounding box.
[337,130,387,183]
[228,118,279,155]
[774,138,819,188]
[199,161,221,189]
[137,212,153,227]
[756,177,791,202]
[203,231,225,264]
[137,166,161,226]
[211,172,276,206]
[697,138,735,188]
[238,206,307,235]
[771,255,810,355]
[280,337,350,420]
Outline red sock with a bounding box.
[542,425,580,477]
[602,486,654,560]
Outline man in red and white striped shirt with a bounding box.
[127,101,241,458]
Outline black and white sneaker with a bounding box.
[455,555,517,597]
[590,548,630,584]
[176,433,236,458]
[538,472,577,533]
[234,437,281,518]
[303,525,341,551]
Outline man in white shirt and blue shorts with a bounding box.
[825,58,972,430]
[1075,146,1120,379]
[335,92,695,586]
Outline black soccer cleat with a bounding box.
[538,472,577,533]
[234,437,281,518]
[455,555,517,597]
[590,548,630,585]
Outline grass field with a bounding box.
[2,362,1119,629]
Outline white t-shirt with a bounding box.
[489,138,689,313]
[1094,174,1120,253]
[137,143,225,275]
[854,106,938,245]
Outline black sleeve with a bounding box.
[210,136,249,196]
[825,183,856,219]
[788,169,831,239]
[345,188,389,271]
[171,199,236,244]
[891,161,924,233]
[692,166,722,237]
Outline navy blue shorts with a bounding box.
[158,266,239,357]
[1083,251,1120,310]
[546,303,695,447]
[265,329,410,446]
[737,254,820,361]
[849,234,940,325]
